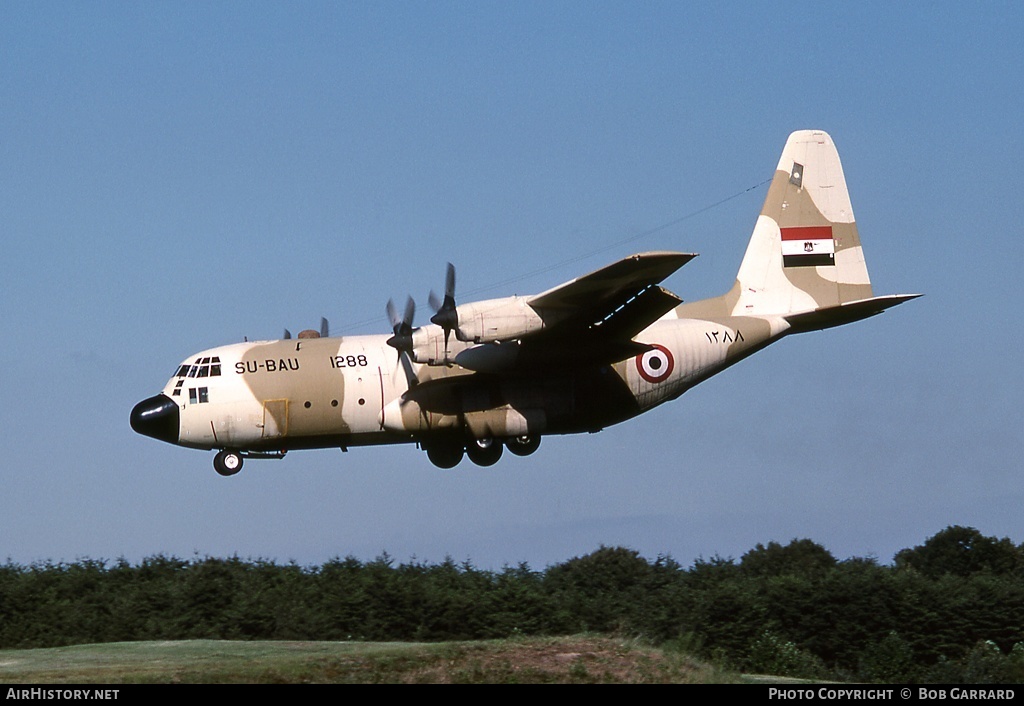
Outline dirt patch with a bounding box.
[387,636,711,684]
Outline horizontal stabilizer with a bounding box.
[784,294,922,333]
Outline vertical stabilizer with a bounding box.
[732,130,874,317]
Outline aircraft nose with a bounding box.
[130,394,180,444]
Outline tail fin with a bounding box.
[733,130,875,318]
[677,130,920,325]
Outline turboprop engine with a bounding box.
[447,296,546,344]
[401,296,551,367]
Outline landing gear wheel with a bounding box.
[506,435,541,457]
[214,449,243,476]
[466,438,503,467]
[426,444,464,469]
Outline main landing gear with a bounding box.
[505,435,542,457]
[424,435,541,469]
[466,438,502,467]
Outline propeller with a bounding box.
[386,296,416,354]
[386,296,419,387]
[429,262,458,350]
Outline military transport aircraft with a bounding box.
[131,130,919,475]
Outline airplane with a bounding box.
[131,130,920,476]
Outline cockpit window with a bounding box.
[177,356,222,379]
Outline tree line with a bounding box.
[2,525,1024,682]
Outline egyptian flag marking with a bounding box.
[781,226,835,267]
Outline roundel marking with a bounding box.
[636,344,674,383]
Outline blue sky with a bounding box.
[1,2,1022,570]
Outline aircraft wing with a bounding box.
[528,251,693,334]
[529,251,695,312]
[517,251,695,367]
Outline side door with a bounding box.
[262,398,289,439]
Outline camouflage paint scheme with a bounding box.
[131,130,919,473]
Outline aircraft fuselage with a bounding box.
[131,130,918,474]
[134,314,786,456]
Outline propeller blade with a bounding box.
[283,329,292,340]
[403,297,415,331]
[443,261,455,298]
[397,349,419,388]
[320,317,329,338]
[386,298,399,329]
[429,262,458,350]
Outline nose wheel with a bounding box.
[213,449,243,476]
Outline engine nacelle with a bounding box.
[452,296,546,344]
[454,341,521,372]
[408,327,474,365]
[402,297,547,366]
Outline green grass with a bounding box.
[0,636,749,684]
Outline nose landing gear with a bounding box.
[213,449,243,476]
